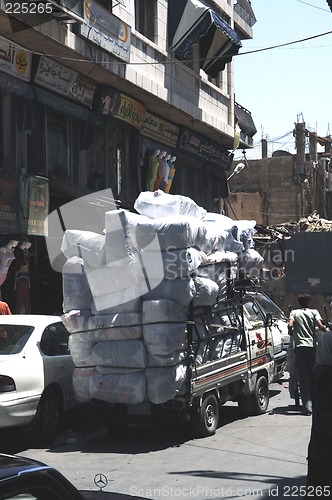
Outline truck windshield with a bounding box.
[250,293,286,321]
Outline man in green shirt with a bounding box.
[288,295,327,415]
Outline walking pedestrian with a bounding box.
[306,330,332,497]
[288,294,327,415]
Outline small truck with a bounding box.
[91,282,279,438]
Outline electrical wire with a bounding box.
[0,24,331,67]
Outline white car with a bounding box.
[0,315,77,444]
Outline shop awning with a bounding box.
[34,87,90,121]
[0,72,33,98]
[235,103,257,138]
[168,0,242,78]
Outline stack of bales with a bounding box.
[61,191,262,405]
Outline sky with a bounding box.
[233,0,332,160]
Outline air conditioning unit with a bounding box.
[39,0,84,23]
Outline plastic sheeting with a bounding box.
[134,190,206,219]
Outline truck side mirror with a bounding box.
[265,312,273,328]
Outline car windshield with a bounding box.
[0,325,34,354]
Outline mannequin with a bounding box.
[165,156,176,193]
[15,241,32,314]
[160,154,171,192]
[146,149,160,191]
[0,240,19,289]
[153,151,167,191]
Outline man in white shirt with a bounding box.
[288,295,327,415]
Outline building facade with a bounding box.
[0,0,257,313]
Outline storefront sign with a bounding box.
[80,0,131,62]
[178,128,234,170]
[0,170,18,233]
[0,36,31,81]
[94,85,145,129]
[141,112,179,148]
[20,175,49,236]
[34,55,96,108]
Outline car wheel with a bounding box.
[191,394,219,437]
[26,390,62,445]
[251,376,269,415]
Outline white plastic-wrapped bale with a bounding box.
[91,339,147,369]
[143,322,188,356]
[72,367,94,402]
[91,296,142,315]
[61,310,91,333]
[145,363,187,404]
[147,350,188,367]
[62,257,92,313]
[69,333,95,367]
[88,313,143,341]
[192,277,219,306]
[61,230,106,269]
[143,277,196,306]
[85,258,144,297]
[136,216,207,251]
[238,248,264,277]
[91,285,147,314]
[89,369,146,404]
[195,251,238,299]
[104,209,151,266]
[140,247,207,279]
[134,190,206,219]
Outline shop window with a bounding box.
[87,127,106,191]
[46,110,70,183]
[27,103,44,176]
[135,0,156,41]
[0,92,14,168]
[106,125,124,196]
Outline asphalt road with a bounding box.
[0,375,312,500]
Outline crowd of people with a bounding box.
[287,294,332,496]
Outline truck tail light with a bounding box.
[0,375,16,392]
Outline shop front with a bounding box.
[138,111,233,212]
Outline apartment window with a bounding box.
[135,0,156,41]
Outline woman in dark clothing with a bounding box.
[306,331,332,497]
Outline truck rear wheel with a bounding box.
[191,394,219,437]
[251,376,269,415]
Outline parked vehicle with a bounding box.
[0,453,84,500]
[0,315,76,444]
[0,453,135,499]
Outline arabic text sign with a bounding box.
[97,86,145,129]
[80,0,131,62]
[178,128,233,170]
[34,55,95,108]
[141,112,179,148]
[0,36,31,81]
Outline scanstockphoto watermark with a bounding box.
[129,485,265,498]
